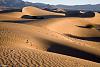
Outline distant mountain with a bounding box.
[0,0,25,8]
[55,4,100,12]
[0,0,100,12]
[24,2,49,8]
[0,0,52,9]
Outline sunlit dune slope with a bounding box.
[26,18,100,37]
[0,22,100,57]
[22,6,65,16]
[0,12,37,22]
[0,12,23,19]
[0,46,100,67]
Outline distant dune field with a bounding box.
[0,6,100,66]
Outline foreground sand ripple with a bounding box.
[0,22,100,66]
[0,46,100,67]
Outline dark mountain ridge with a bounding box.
[0,0,100,12]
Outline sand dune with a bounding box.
[26,17,100,37]
[0,6,65,20]
[22,6,65,16]
[0,6,100,66]
[0,22,100,56]
[24,18,100,56]
[0,6,65,21]
[0,12,37,23]
[0,12,23,19]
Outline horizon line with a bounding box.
[23,1,100,6]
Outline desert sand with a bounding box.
[26,17,100,37]
[0,6,100,66]
[22,6,65,16]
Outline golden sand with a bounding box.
[0,6,100,66]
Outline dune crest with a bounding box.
[22,6,65,16]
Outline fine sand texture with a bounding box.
[0,46,100,67]
[0,6,100,66]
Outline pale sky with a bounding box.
[23,0,100,5]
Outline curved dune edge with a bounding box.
[0,22,100,56]
[25,17,100,37]
[22,6,65,16]
[0,46,100,66]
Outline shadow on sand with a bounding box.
[0,20,34,23]
[65,34,100,42]
[0,9,22,13]
[45,40,100,63]
[21,15,66,19]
